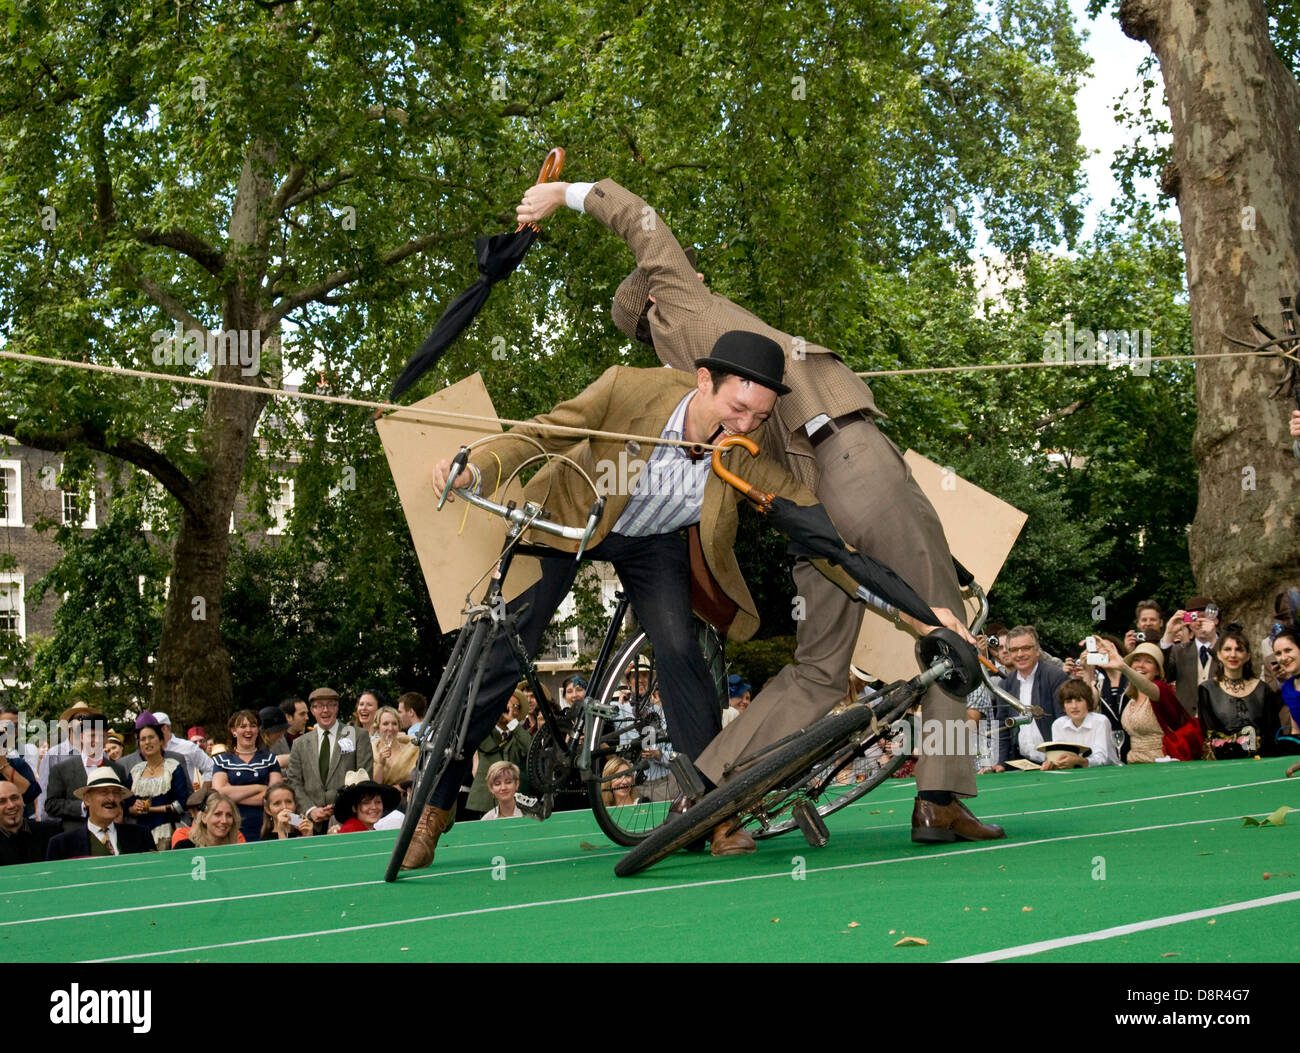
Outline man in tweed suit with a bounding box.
[399,337,953,870]
[518,178,1003,843]
[287,686,374,832]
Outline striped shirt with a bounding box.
[611,392,713,536]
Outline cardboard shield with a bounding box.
[375,373,541,631]
[851,451,1027,681]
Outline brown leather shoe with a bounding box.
[911,797,1005,844]
[400,805,452,870]
[710,819,756,856]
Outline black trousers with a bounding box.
[426,530,719,810]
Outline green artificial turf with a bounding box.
[3,758,1295,963]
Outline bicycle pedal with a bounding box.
[792,799,830,848]
[669,755,707,800]
[514,793,550,821]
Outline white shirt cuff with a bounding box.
[566,182,596,213]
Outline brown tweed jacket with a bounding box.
[582,179,879,489]
[467,365,859,642]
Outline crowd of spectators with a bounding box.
[3,587,1298,866]
[966,592,1300,773]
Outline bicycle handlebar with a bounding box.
[438,446,605,557]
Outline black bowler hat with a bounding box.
[694,331,790,395]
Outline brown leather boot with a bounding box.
[710,819,756,856]
[911,796,1005,843]
[400,806,452,870]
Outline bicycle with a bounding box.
[613,449,1040,877]
[384,441,726,881]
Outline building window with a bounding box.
[60,485,96,528]
[268,478,294,536]
[0,461,21,527]
[0,575,24,639]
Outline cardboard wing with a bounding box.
[375,373,541,631]
[850,451,1027,682]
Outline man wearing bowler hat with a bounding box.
[401,332,957,870]
[46,767,156,860]
[286,687,374,832]
[519,178,1002,843]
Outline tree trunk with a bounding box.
[1119,0,1300,644]
[151,142,277,728]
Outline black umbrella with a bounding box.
[766,496,941,628]
[389,148,565,401]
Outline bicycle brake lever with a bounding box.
[574,496,604,561]
[438,446,470,511]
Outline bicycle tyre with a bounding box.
[750,714,914,840]
[586,619,726,847]
[384,617,488,882]
[615,684,914,877]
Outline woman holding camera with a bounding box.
[1096,639,1203,763]
[260,783,315,840]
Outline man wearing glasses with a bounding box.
[286,687,374,832]
[994,626,1070,769]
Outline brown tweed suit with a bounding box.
[582,180,976,797]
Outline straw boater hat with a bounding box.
[74,767,131,799]
[1123,641,1165,677]
[333,770,400,823]
[59,701,93,724]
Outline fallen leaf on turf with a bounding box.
[1263,872,1294,879]
[579,841,599,851]
[889,929,896,934]
[1207,919,1216,925]
[894,936,928,947]
[1161,952,1180,958]
[981,907,988,912]
[964,907,970,912]
[848,921,860,928]
[870,810,880,814]
[771,918,780,923]
[1022,906,1033,912]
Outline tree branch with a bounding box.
[270,162,308,218]
[283,170,356,210]
[134,227,226,276]
[125,263,209,334]
[500,88,565,117]
[270,225,473,321]
[1032,398,1090,430]
[0,418,199,517]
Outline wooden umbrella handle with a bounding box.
[518,147,566,232]
[536,147,565,183]
[709,434,774,512]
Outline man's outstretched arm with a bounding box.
[518,179,711,328]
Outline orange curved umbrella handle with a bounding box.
[710,434,774,512]
[536,147,565,183]
[518,147,566,233]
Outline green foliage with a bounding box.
[17,475,169,718]
[1,0,1160,699]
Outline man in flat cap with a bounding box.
[286,687,374,833]
[519,178,1002,844]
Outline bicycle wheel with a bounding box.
[750,712,915,840]
[384,617,488,882]
[585,619,726,846]
[615,681,917,877]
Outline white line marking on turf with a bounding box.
[79,812,1256,961]
[2,849,623,930]
[947,890,1300,963]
